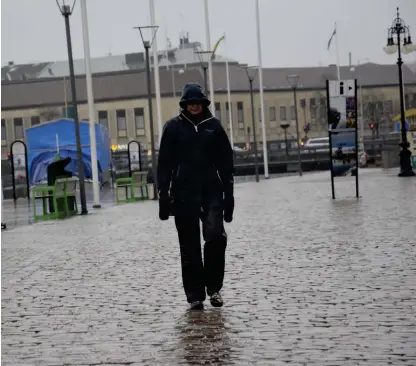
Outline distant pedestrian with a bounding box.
[157,83,234,310]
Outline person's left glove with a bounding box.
[223,185,234,223]
[159,192,171,221]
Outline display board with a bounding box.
[326,79,359,199]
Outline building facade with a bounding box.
[2,63,416,159]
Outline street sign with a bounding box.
[326,79,359,199]
[395,121,410,132]
[328,79,355,97]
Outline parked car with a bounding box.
[304,137,330,152]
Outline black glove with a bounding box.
[223,190,234,223]
[159,192,171,221]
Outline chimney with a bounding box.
[349,52,352,67]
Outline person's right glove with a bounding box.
[223,187,234,223]
[159,192,171,221]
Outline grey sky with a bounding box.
[2,0,416,68]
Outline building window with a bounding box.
[225,102,231,122]
[215,102,221,120]
[1,119,6,145]
[98,111,109,130]
[31,116,40,126]
[14,118,24,140]
[310,106,317,119]
[269,106,276,121]
[290,106,296,120]
[134,108,145,130]
[384,100,393,114]
[116,109,127,137]
[237,102,244,122]
[320,105,326,119]
[236,102,244,129]
[405,94,410,109]
[280,106,287,121]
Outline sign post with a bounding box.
[10,140,30,202]
[326,79,359,199]
[127,141,142,177]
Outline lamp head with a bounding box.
[287,74,299,88]
[56,0,76,15]
[134,26,159,48]
[195,50,212,68]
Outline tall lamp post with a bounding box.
[196,50,212,93]
[134,25,159,199]
[56,0,88,214]
[80,0,100,209]
[280,122,290,158]
[243,66,260,183]
[287,74,302,177]
[384,7,416,177]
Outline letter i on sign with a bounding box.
[339,81,344,95]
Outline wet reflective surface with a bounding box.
[2,168,416,365]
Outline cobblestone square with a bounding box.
[2,169,416,365]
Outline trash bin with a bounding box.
[47,157,73,213]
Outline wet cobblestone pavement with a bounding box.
[2,169,416,365]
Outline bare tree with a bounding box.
[39,108,61,122]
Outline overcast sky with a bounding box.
[2,0,416,68]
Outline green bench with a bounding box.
[31,177,79,221]
[115,171,149,204]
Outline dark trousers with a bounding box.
[174,197,227,303]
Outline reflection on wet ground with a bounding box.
[173,309,232,365]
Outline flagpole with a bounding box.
[81,0,101,208]
[204,0,215,112]
[224,33,234,148]
[335,22,341,80]
[255,0,269,178]
[149,0,163,146]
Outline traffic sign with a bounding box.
[328,79,355,97]
[395,121,410,132]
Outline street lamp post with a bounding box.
[135,25,160,199]
[287,74,302,177]
[56,0,88,215]
[244,66,260,183]
[384,7,416,177]
[196,51,212,93]
[280,123,290,158]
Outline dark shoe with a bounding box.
[210,292,223,307]
[190,301,204,310]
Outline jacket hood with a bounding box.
[179,83,211,109]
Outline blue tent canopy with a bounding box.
[26,119,111,185]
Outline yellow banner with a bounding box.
[212,35,225,57]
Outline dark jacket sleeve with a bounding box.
[214,120,234,194]
[157,119,176,195]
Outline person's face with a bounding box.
[186,103,203,115]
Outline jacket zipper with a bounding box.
[181,113,213,132]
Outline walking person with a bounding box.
[157,83,234,310]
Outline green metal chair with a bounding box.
[115,171,149,204]
[131,171,149,201]
[31,177,79,221]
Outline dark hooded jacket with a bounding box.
[157,83,234,204]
